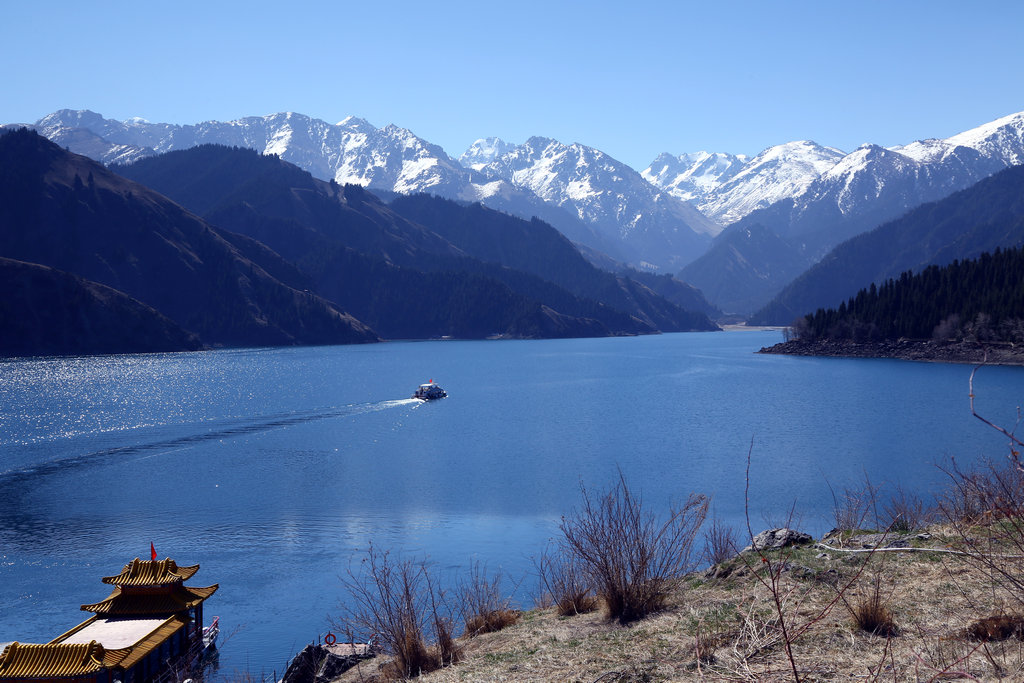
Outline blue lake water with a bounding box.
[1,330,1022,676]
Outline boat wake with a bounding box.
[0,397,423,484]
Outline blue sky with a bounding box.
[3,0,1023,170]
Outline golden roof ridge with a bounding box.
[0,641,130,678]
[81,584,219,615]
[101,558,200,586]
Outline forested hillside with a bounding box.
[793,247,1024,343]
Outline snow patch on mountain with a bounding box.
[643,141,844,224]
[642,151,748,203]
[700,141,845,223]
[467,136,716,268]
[480,136,717,239]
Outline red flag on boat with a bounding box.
[150,542,157,561]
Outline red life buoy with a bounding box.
[324,633,337,646]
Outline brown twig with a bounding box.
[969,358,1024,451]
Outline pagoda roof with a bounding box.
[0,641,130,678]
[81,585,218,615]
[115,616,188,670]
[101,558,199,586]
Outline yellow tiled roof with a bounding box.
[117,616,188,670]
[101,559,200,586]
[0,641,129,678]
[81,585,218,615]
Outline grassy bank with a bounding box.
[333,524,1024,682]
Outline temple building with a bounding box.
[0,558,218,683]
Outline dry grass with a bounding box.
[464,609,521,638]
[534,543,598,618]
[850,591,899,638]
[460,561,519,639]
[333,527,1024,682]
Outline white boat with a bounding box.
[413,381,447,400]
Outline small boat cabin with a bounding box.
[413,381,447,400]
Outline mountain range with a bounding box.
[9,107,1024,322]
[19,110,707,270]
[675,113,1024,313]
[0,129,718,355]
[749,162,1024,325]
[115,142,717,335]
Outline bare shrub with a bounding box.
[827,473,881,533]
[338,545,451,679]
[423,569,460,667]
[703,515,739,566]
[559,471,709,624]
[933,313,962,341]
[534,543,598,616]
[939,456,1024,607]
[459,560,519,637]
[785,315,811,341]
[938,367,1024,611]
[742,442,878,682]
[882,483,931,532]
[939,459,1007,524]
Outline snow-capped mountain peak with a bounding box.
[690,140,846,224]
[642,151,748,204]
[944,110,1024,166]
[470,135,718,268]
[335,115,375,131]
[459,137,516,170]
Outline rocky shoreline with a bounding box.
[758,338,1024,365]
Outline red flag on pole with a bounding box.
[150,542,157,561]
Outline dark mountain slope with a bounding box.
[0,257,202,357]
[616,270,721,319]
[0,129,377,348]
[119,145,717,335]
[115,145,462,266]
[751,164,1024,325]
[307,247,610,339]
[678,223,811,315]
[387,194,719,328]
[181,196,628,338]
